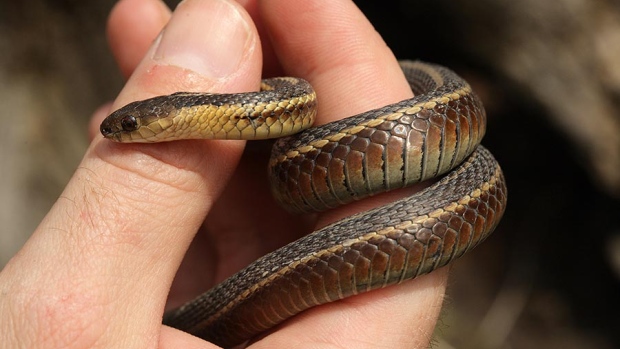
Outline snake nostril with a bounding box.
[100,126,113,136]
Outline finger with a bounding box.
[262,0,413,125]
[0,0,261,348]
[159,326,218,349]
[234,0,282,76]
[251,0,447,347]
[107,0,172,78]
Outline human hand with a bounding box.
[0,0,447,348]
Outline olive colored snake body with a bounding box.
[101,61,507,348]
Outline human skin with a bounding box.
[0,0,447,348]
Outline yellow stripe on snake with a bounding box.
[101,61,507,348]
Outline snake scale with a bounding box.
[100,61,507,348]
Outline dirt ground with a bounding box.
[1,1,618,348]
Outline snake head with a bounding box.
[100,95,177,142]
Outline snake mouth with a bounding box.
[100,125,113,137]
[100,125,122,142]
[99,114,127,141]
[100,126,115,138]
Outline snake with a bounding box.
[100,60,507,348]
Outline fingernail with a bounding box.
[153,0,252,78]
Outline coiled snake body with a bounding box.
[101,61,507,348]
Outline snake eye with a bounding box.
[120,115,138,131]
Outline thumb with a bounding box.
[0,0,260,348]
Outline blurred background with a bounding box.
[1,0,619,348]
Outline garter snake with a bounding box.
[101,61,507,348]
